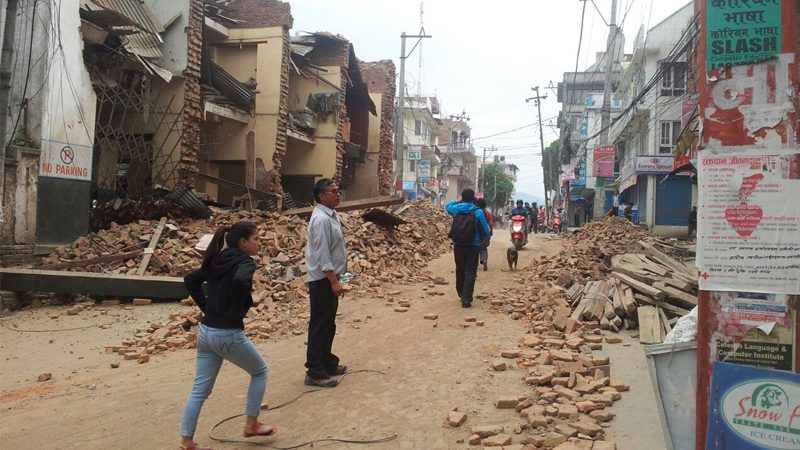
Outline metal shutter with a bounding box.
[655,175,692,226]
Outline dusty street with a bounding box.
[0,231,665,450]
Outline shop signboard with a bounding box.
[706,0,782,71]
[636,156,675,174]
[706,362,800,450]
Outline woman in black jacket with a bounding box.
[178,221,276,450]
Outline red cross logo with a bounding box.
[701,272,710,280]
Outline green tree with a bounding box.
[542,140,560,193]
[479,163,515,213]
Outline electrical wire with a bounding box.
[207,369,397,449]
[7,0,38,146]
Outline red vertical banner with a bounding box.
[695,1,800,449]
[592,145,616,178]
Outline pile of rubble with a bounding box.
[33,201,453,362]
[509,218,697,344]
[451,275,624,448]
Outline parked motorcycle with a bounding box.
[510,214,528,250]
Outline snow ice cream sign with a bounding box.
[721,380,800,449]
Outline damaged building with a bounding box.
[0,0,396,261]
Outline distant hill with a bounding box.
[513,192,545,206]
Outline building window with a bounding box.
[409,160,416,172]
[451,131,458,146]
[414,120,422,135]
[659,121,681,154]
[660,62,686,96]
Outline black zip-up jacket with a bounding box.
[184,248,257,330]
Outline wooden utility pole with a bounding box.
[0,0,19,223]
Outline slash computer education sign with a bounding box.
[707,0,782,71]
[706,362,800,449]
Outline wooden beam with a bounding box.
[611,272,666,300]
[283,196,404,217]
[0,268,187,299]
[137,217,167,276]
[38,250,143,270]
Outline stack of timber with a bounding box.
[500,218,697,346]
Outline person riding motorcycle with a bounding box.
[509,200,529,246]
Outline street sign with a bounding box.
[408,151,421,160]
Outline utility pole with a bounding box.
[479,145,495,197]
[596,0,618,220]
[526,86,550,217]
[395,29,431,196]
[0,0,19,223]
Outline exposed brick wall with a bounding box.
[0,245,35,267]
[334,69,347,183]
[220,0,293,29]
[181,0,204,186]
[359,60,396,195]
[267,29,291,194]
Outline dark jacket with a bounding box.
[184,248,257,330]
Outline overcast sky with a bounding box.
[288,0,693,198]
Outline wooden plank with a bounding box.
[638,241,695,278]
[612,272,666,300]
[137,217,167,276]
[621,286,637,316]
[637,306,661,344]
[0,268,188,299]
[283,196,404,217]
[634,254,670,276]
[603,300,616,320]
[610,282,625,317]
[658,307,672,335]
[588,281,609,321]
[653,281,698,309]
[662,276,692,293]
[633,293,691,317]
[37,250,143,270]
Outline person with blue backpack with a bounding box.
[445,188,491,308]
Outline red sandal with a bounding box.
[178,443,212,450]
[244,421,278,438]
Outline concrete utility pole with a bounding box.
[395,29,431,196]
[596,0,618,220]
[0,0,19,223]
[479,145,494,197]
[526,86,550,217]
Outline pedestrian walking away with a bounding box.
[446,189,491,308]
[180,221,276,450]
[475,197,493,271]
[304,178,349,388]
[687,206,697,240]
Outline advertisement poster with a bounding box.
[706,362,800,450]
[418,159,431,179]
[706,0,782,71]
[39,139,93,181]
[697,153,800,294]
[592,145,615,177]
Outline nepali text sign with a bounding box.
[636,156,674,175]
[619,156,637,192]
[707,0,782,71]
[592,145,616,178]
[706,362,800,449]
[697,153,800,294]
[418,159,431,178]
[39,139,92,181]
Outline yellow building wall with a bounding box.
[207,26,284,167]
[282,66,342,179]
[348,92,381,199]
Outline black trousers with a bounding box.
[306,278,340,379]
[453,244,480,303]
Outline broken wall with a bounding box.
[358,60,396,195]
[1,147,39,267]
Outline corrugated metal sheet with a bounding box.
[121,33,163,59]
[91,0,164,36]
[202,60,253,113]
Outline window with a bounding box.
[414,120,422,135]
[659,121,681,154]
[660,62,686,96]
[451,131,458,146]
[409,160,416,172]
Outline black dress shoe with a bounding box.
[304,375,339,387]
[327,365,347,376]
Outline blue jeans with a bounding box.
[479,247,488,264]
[180,324,268,437]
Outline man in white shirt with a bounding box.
[303,178,348,387]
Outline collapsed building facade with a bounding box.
[0,0,396,264]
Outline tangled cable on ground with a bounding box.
[208,369,397,449]
[0,318,116,333]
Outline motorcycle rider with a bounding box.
[510,200,529,244]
